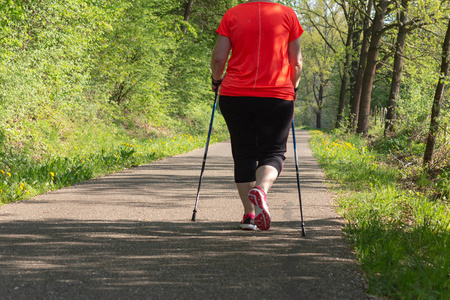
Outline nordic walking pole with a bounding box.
[292,120,306,236]
[192,91,219,221]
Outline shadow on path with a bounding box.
[0,131,368,299]
[1,218,362,300]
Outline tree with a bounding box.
[384,0,442,135]
[423,17,450,166]
[384,0,409,135]
[348,0,373,130]
[313,73,328,128]
[335,0,356,128]
[356,0,391,135]
[297,0,345,128]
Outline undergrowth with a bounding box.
[309,129,450,299]
[0,115,229,204]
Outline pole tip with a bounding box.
[301,225,306,237]
[191,210,197,222]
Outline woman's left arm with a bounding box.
[288,37,303,99]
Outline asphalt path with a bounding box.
[0,130,368,299]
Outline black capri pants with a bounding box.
[219,96,294,183]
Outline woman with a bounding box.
[211,0,303,231]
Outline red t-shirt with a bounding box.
[217,2,303,101]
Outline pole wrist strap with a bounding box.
[211,76,223,87]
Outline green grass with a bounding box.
[309,130,450,299]
[0,125,228,204]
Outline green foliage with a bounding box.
[0,0,228,134]
[310,129,450,299]
[0,0,232,203]
[290,0,450,135]
[294,0,347,129]
[372,133,426,160]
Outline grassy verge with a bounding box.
[0,126,229,205]
[309,130,449,299]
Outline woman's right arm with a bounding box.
[211,35,231,92]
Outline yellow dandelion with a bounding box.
[50,172,55,177]
[26,191,30,195]
[0,170,4,174]
[7,172,11,177]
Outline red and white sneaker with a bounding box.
[240,213,256,230]
[248,186,271,231]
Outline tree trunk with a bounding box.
[356,0,390,135]
[314,79,324,129]
[348,22,361,129]
[335,20,354,128]
[349,0,373,131]
[316,112,322,129]
[384,0,409,135]
[182,0,195,34]
[423,18,450,166]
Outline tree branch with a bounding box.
[304,13,338,53]
[325,0,346,44]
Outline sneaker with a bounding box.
[248,186,271,231]
[240,213,256,230]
